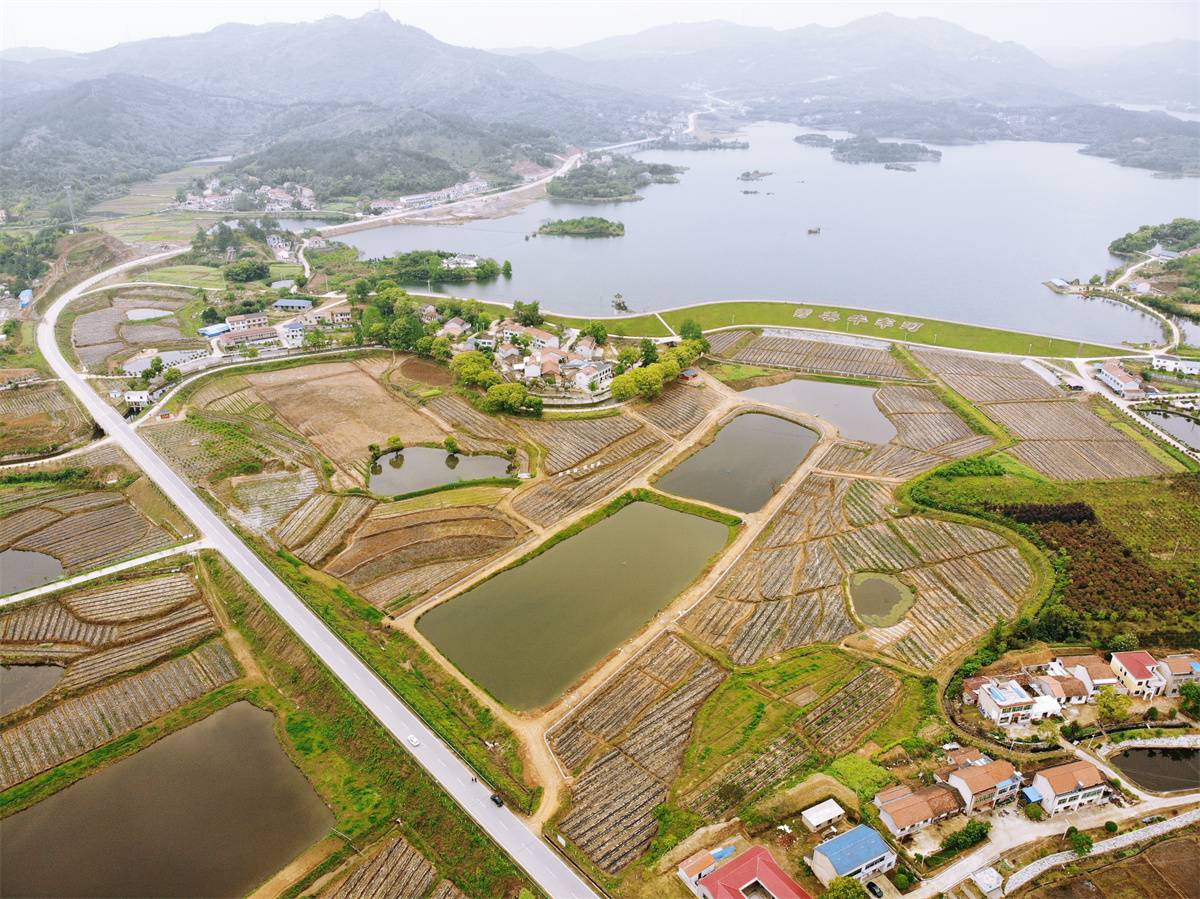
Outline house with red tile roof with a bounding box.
[697,846,811,899]
[1110,651,1166,699]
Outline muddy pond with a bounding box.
[0,548,64,594]
[369,447,511,495]
[740,378,897,443]
[655,412,818,512]
[1110,747,1200,793]
[0,664,63,716]
[0,701,332,898]
[417,501,728,709]
[848,572,915,626]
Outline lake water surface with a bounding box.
[741,378,896,443]
[336,122,1191,345]
[0,664,63,716]
[0,701,332,898]
[0,548,64,594]
[656,412,818,512]
[418,502,727,709]
[369,447,510,495]
[1111,747,1200,793]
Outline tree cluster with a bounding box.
[609,339,705,401]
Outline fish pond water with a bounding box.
[0,549,64,594]
[417,501,728,709]
[0,664,63,716]
[0,701,333,898]
[368,447,511,495]
[740,378,897,443]
[655,412,818,512]
[1142,411,1200,451]
[1111,747,1200,793]
[334,122,1185,345]
[848,572,915,627]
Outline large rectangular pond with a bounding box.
[655,412,818,512]
[0,701,333,898]
[417,501,728,709]
[741,378,897,444]
[1110,747,1200,793]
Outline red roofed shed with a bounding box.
[698,846,812,899]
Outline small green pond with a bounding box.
[848,572,914,626]
[368,447,511,494]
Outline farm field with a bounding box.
[134,264,226,289]
[86,164,220,217]
[729,333,915,381]
[65,285,206,372]
[1022,832,1199,898]
[0,383,91,458]
[0,477,186,583]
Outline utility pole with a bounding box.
[64,184,78,233]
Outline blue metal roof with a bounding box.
[816,824,891,874]
[1022,786,1042,802]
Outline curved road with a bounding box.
[38,253,596,898]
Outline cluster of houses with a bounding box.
[198,303,352,353]
[364,178,489,214]
[964,650,1200,731]
[1151,354,1200,377]
[873,746,1112,840]
[432,311,616,396]
[179,180,315,213]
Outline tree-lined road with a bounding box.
[37,254,596,899]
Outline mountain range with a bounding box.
[1,11,1196,211]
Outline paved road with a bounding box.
[38,254,596,899]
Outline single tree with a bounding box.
[1096,686,1132,728]
[824,877,868,899]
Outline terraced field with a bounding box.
[553,635,726,874]
[630,383,720,437]
[328,834,436,899]
[517,415,643,475]
[912,348,1170,480]
[69,288,203,372]
[0,383,90,458]
[229,468,320,536]
[705,330,755,356]
[682,467,1033,670]
[731,333,913,381]
[0,485,175,576]
[324,503,529,608]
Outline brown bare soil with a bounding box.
[398,357,453,387]
[246,361,444,468]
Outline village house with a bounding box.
[122,347,208,377]
[1095,361,1145,400]
[1028,760,1111,816]
[800,799,845,832]
[1031,674,1089,707]
[677,849,719,895]
[1110,651,1166,699]
[1151,354,1200,376]
[874,784,961,838]
[419,304,440,324]
[572,334,602,360]
[467,333,496,350]
[1049,655,1120,699]
[808,824,896,887]
[279,322,305,348]
[306,308,352,329]
[977,679,1036,726]
[498,319,559,349]
[943,760,1021,814]
[272,298,312,313]
[1156,653,1200,697]
[696,846,811,899]
[219,326,279,350]
[438,317,470,339]
[123,389,151,408]
[443,254,480,270]
[572,361,614,392]
[495,343,521,369]
[226,311,269,332]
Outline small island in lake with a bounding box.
[794,133,941,165]
[547,154,686,201]
[537,217,625,237]
[737,170,773,181]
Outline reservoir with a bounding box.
[1142,411,1200,451]
[848,573,914,627]
[369,447,510,495]
[335,122,1183,346]
[656,412,818,512]
[0,701,333,898]
[0,664,63,716]
[1110,747,1200,793]
[741,378,897,443]
[417,502,728,709]
[0,548,64,594]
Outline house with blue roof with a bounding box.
[807,824,896,887]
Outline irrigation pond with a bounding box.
[740,378,897,443]
[847,572,915,626]
[0,701,332,898]
[369,447,510,495]
[1111,747,1200,793]
[0,549,64,594]
[0,664,63,716]
[417,501,728,709]
[655,412,818,512]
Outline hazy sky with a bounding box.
[1,0,1195,55]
